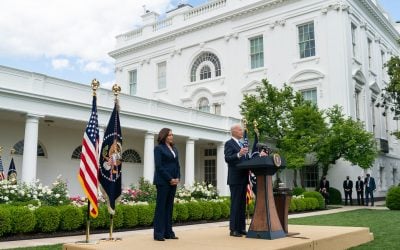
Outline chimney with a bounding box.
[141,11,159,25]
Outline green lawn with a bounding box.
[289,209,400,249]
[6,244,62,250]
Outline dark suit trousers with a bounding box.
[229,184,247,232]
[154,184,177,239]
[356,191,364,205]
[344,191,352,205]
[365,188,374,206]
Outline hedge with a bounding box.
[329,187,342,205]
[386,186,400,210]
[136,204,155,226]
[303,191,325,209]
[199,202,213,220]
[174,203,189,222]
[10,206,36,234]
[59,206,83,231]
[211,202,222,220]
[0,207,11,236]
[34,206,61,233]
[187,202,203,221]
[121,205,138,228]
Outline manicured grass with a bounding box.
[5,244,62,250]
[289,209,400,249]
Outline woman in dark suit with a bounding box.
[153,128,180,241]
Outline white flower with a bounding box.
[4,196,9,201]
[55,194,60,198]
[10,190,15,194]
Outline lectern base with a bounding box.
[247,229,286,240]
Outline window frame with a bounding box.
[128,69,138,95]
[298,21,316,59]
[249,35,264,69]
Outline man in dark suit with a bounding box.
[355,176,364,205]
[343,176,353,205]
[319,176,329,207]
[364,173,376,206]
[224,124,249,237]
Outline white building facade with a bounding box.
[110,0,400,197]
[0,65,238,196]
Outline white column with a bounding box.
[185,138,196,187]
[143,132,155,182]
[217,142,229,196]
[21,114,42,183]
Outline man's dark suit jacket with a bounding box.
[364,177,376,190]
[355,180,364,192]
[319,179,330,191]
[153,144,181,186]
[224,138,247,185]
[343,180,353,191]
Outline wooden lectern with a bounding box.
[237,155,286,240]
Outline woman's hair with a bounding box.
[157,127,172,145]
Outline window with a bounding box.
[381,50,385,69]
[214,103,221,115]
[301,88,317,105]
[298,22,316,58]
[303,165,318,188]
[157,62,166,89]
[351,23,357,57]
[372,99,377,135]
[190,52,221,82]
[129,70,137,95]
[367,38,373,69]
[249,36,264,69]
[197,97,210,113]
[200,65,212,80]
[355,89,361,120]
[71,146,82,159]
[204,149,217,186]
[122,149,142,163]
[13,140,46,157]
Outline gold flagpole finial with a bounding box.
[10,148,15,155]
[91,79,100,96]
[112,84,121,97]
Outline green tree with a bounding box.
[317,106,378,176]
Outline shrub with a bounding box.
[289,199,297,212]
[105,206,124,229]
[292,187,306,196]
[0,207,11,236]
[329,187,342,205]
[137,204,155,226]
[211,202,222,220]
[10,206,36,234]
[293,198,306,212]
[88,205,107,229]
[35,206,61,233]
[303,191,325,209]
[187,202,203,220]
[386,186,400,210]
[219,202,230,218]
[174,203,189,222]
[133,178,157,203]
[59,206,83,231]
[121,205,138,228]
[303,197,318,210]
[199,202,213,220]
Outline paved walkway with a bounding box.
[0,201,387,250]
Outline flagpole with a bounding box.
[86,200,90,243]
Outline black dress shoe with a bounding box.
[165,236,179,239]
[154,238,165,241]
[230,231,242,237]
[240,230,247,235]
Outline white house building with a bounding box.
[0,65,238,196]
[109,0,400,197]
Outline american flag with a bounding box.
[0,155,5,181]
[78,95,99,218]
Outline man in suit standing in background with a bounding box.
[355,176,364,205]
[319,176,330,208]
[365,173,376,206]
[343,176,353,205]
[224,124,248,237]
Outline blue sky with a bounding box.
[0,0,399,89]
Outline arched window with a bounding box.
[71,146,82,159]
[200,65,212,80]
[197,97,210,113]
[190,52,221,82]
[122,149,142,163]
[12,140,46,157]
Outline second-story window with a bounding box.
[351,23,357,58]
[298,22,315,59]
[250,36,264,69]
[197,97,210,113]
[129,69,137,95]
[367,38,373,70]
[355,88,361,120]
[157,62,166,89]
[200,65,212,80]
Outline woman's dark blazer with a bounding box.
[153,144,181,186]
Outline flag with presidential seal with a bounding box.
[99,99,122,215]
